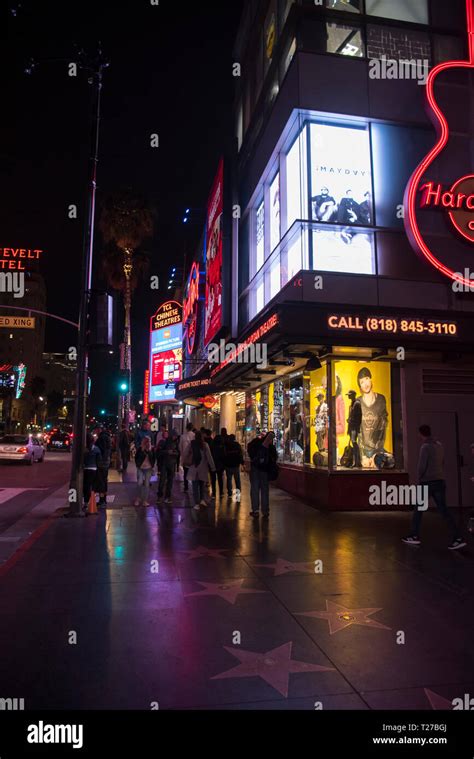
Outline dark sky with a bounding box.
[0,0,244,410]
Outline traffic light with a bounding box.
[118,372,130,395]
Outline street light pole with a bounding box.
[67,53,109,516]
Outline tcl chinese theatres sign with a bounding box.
[205,159,224,346]
[0,247,43,271]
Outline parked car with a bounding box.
[0,435,45,465]
[47,431,72,452]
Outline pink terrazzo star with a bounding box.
[184,580,267,605]
[424,689,453,710]
[211,642,335,697]
[179,546,231,561]
[298,600,391,634]
[253,558,316,576]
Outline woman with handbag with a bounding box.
[248,431,278,520]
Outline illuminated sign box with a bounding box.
[149,301,182,404]
[0,248,43,271]
[0,317,36,329]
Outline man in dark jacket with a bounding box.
[210,434,226,499]
[224,434,244,498]
[119,426,131,474]
[156,430,179,503]
[248,432,278,519]
[95,427,112,508]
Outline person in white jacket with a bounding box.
[187,431,216,510]
[179,422,195,492]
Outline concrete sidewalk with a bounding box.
[0,471,473,710]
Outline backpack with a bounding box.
[254,445,269,471]
[192,442,202,467]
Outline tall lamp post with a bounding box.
[67,49,110,516]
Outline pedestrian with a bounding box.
[95,426,112,508]
[403,425,466,550]
[155,424,168,447]
[248,431,278,519]
[210,434,226,499]
[83,433,102,514]
[119,425,131,474]
[179,422,195,492]
[156,430,179,504]
[224,434,244,498]
[187,431,216,510]
[134,437,156,507]
[135,420,153,449]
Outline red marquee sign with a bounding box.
[183,261,201,355]
[405,0,474,286]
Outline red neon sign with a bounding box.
[183,261,200,355]
[405,0,474,286]
[144,371,150,416]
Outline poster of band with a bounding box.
[310,122,374,275]
[204,159,224,346]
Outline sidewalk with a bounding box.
[0,471,473,710]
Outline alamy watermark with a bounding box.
[452,269,474,292]
[369,482,429,511]
[208,339,268,370]
[0,271,25,299]
[0,697,25,711]
[369,57,429,86]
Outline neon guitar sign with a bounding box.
[405,0,474,285]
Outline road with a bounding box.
[0,452,70,535]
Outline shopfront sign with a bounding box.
[149,301,182,403]
[143,370,150,416]
[198,395,218,409]
[211,312,279,378]
[328,313,458,337]
[0,248,43,271]
[405,0,474,286]
[204,159,224,346]
[183,261,201,355]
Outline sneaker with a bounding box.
[165,498,172,504]
[402,536,421,546]
[199,500,208,507]
[249,511,259,518]
[143,502,150,508]
[262,513,270,520]
[193,504,201,511]
[134,499,141,507]
[448,538,467,551]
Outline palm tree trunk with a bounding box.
[122,247,133,430]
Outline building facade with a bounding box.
[179,0,474,510]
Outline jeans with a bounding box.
[158,465,176,499]
[411,480,460,541]
[137,468,153,503]
[210,470,224,497]
[192,479,205,504]
[120,447,130,473]
[226,467,241,495]
[250,468,270,514]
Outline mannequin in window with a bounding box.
[357,367,388,468]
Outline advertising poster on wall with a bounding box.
[204,159,224,346]
[310,122,374,274]
[149,301,182,403]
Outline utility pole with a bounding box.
[67,48,110,516]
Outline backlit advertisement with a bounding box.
[149,302,182,403]
[204,159,224,346]
[309,122,374,274]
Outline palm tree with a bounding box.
[100,190,153,428]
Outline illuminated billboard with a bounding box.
[204,159,224,346]
[149,302,182,404]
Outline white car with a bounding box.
[0,435,45,465]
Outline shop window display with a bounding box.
[308,364,329,468]
[272,380,285,460]
[332,359,394,470]
[284,375,304,464]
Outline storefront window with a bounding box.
[256,200,265,272]
[287,374,305,464]
[285,127,307,231]
[326,0,362,12]
[332,359,395,470]
[366,0,428,25]
[307,364,329,468]
[272,380,285,460]
[270,172,281,253]
[326,23,364,57]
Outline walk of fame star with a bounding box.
[211,642,335,697]
[297,600,391,634]
[253,558,315,576]
[179,546,230,561]
[184,579,267,605]
[424,689,453,710]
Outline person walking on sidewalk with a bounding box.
[224,434,244,498]
[403,425,466,550]
[210,434,226,499]
[180,422,195,493]
[134,437,156,507]
[135,420,154,449]
[188,431,216,510]
[83,433,102,514]
[119,426,131,474]
[156,430,179,504]
[95,427,112,508]
[248,431,278,519]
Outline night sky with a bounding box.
[0,0,243,410]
